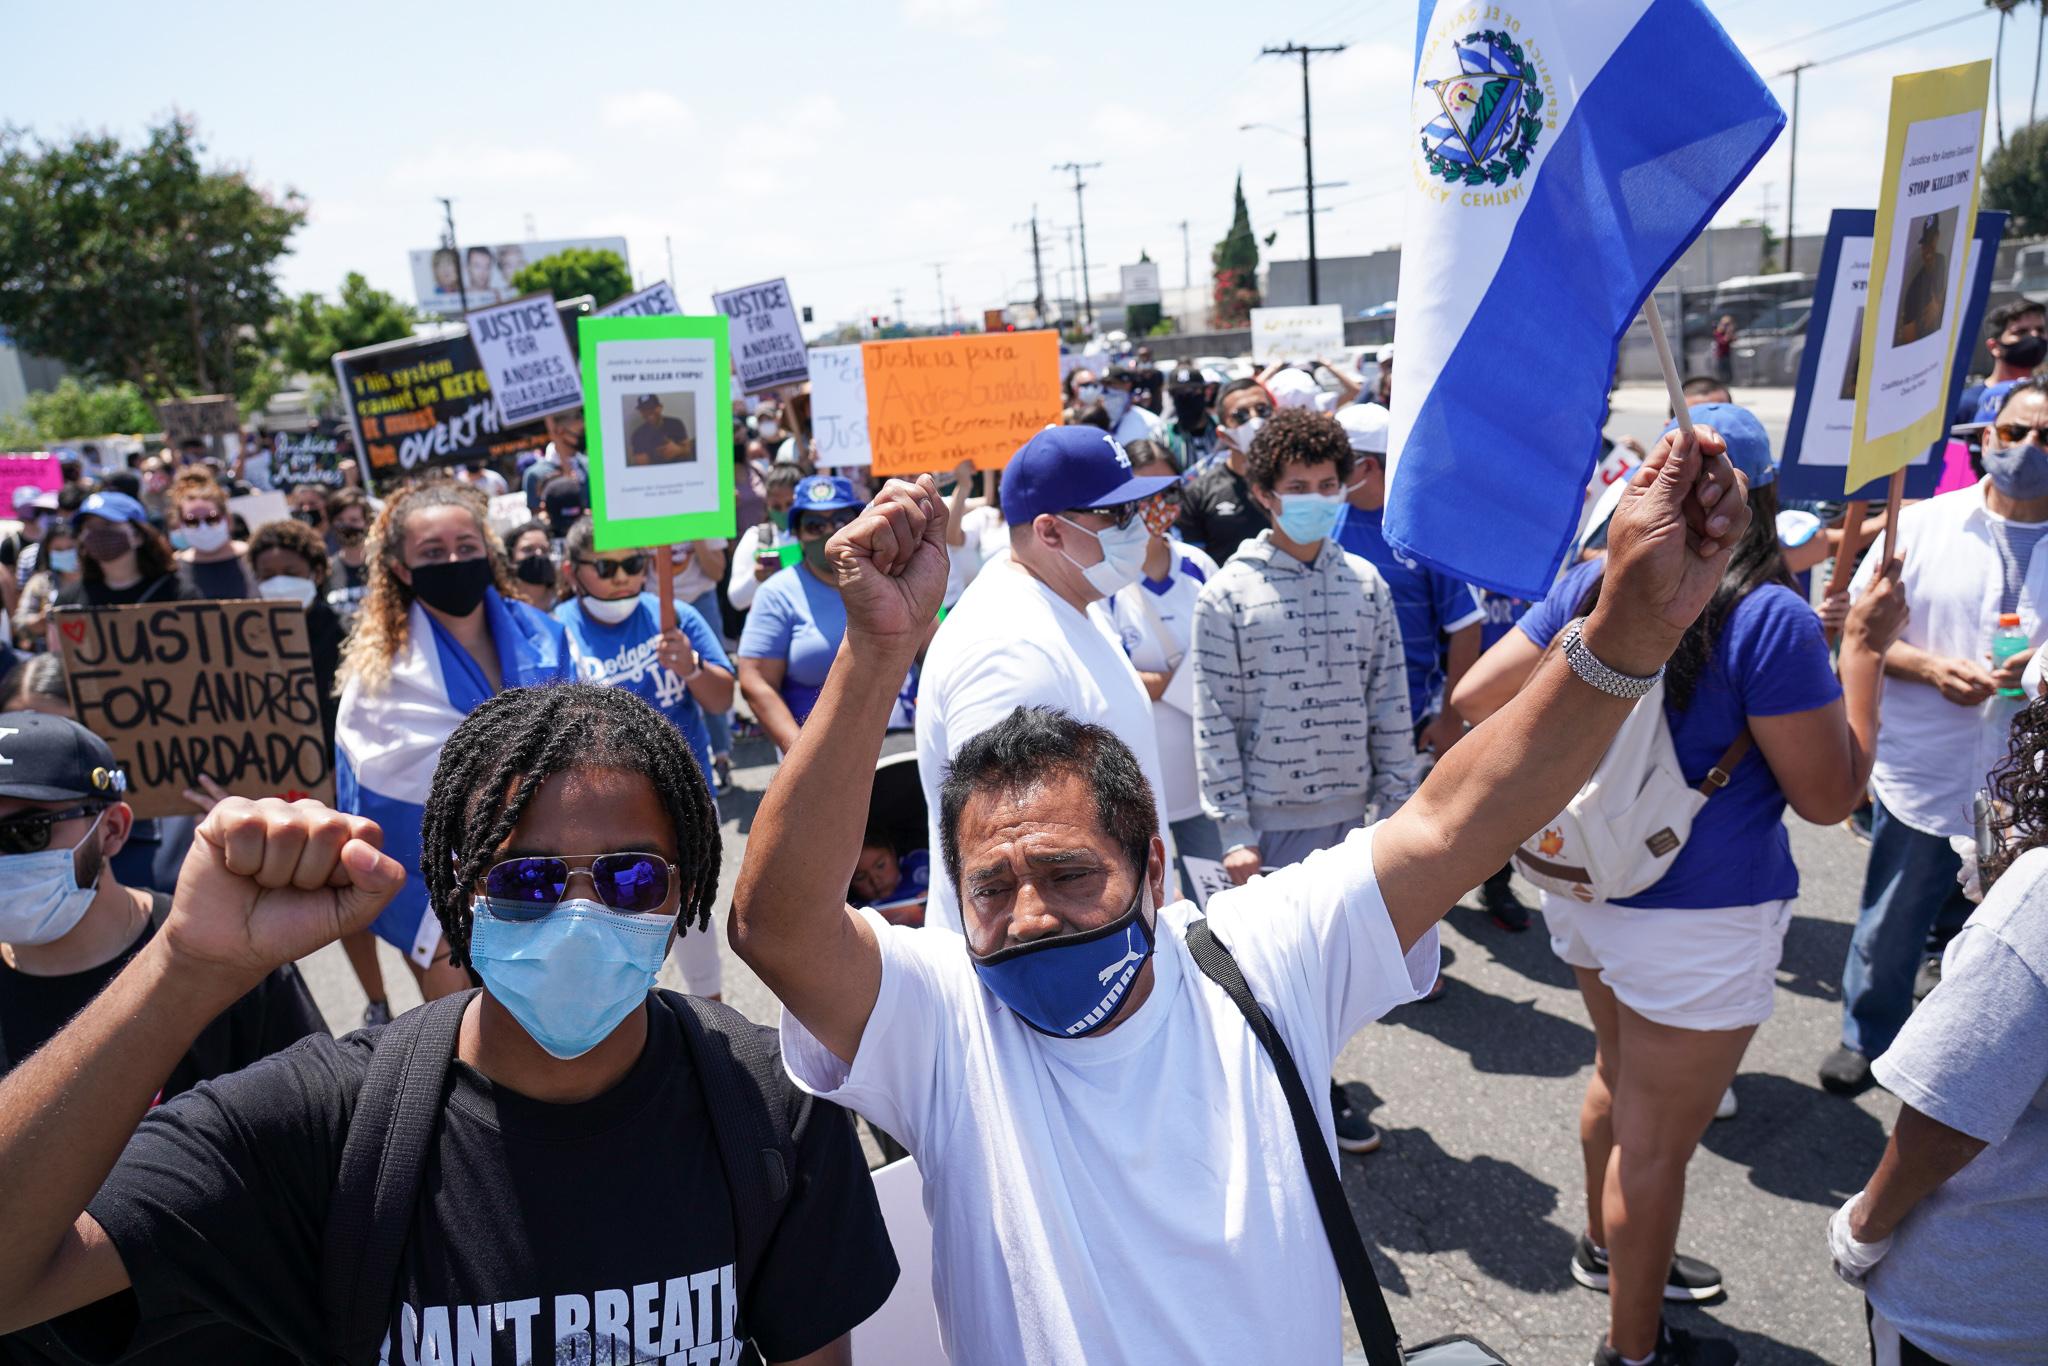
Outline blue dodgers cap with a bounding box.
[1660,402,1774,489]
[1001,425,1180,527]
[791,475,863,516]
[70,490,151,528]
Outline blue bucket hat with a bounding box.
[71,490,151,529]
[1660,402,1775,490]
[791,476,863,517]
[1001,425,1180,527]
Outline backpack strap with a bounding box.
[1695,729,1754,797]
[656,990,810,1301]
[319,989,476,1366]
[1183,920,1405,1366]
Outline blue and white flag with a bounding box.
[1385,0,1784,598]
[336,590,573,964]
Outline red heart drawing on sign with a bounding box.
[284,790,310,801]
[59,619,86,644]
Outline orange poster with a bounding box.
[861,331,1062,476]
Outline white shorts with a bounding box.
[1540,893,1792,1032]
[669,920,724,998]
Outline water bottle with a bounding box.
[1992,612,2030,698]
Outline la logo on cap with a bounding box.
[1101,432,1130,470]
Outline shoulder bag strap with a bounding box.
[1694,729,1755,797]
[1183,919,1405,1366]
[320,988,476,1366]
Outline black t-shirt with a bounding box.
[2,895,327,1366]
[72,998,896,1365]
[181,557,254,602]
[629,416,692,464]
[1177,459,1269,564]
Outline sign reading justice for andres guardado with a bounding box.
[712,277,810,394]
[467,292,585,428]
[53,600,334,818]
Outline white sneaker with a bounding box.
[1714,1086,1737,1121]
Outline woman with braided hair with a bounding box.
[336,481,574,1000]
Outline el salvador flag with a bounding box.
[1385,0,1784,598]
[335,590,573,965]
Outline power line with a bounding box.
[1801,8,1996,70]
[1260,42,1347,305]
[1754,0,1937,56]
[1054,161,1102,330]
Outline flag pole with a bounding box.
[1642,294,1693,439]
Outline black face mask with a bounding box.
[1170,387,1209,424]
[546,508,584,539]
[406,557,494,616]
[2001,334,2048,370]
[514,552,555,586]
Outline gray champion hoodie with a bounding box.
[1191,530,1418,851]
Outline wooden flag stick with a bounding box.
[655,544,676,635]
[1642,295,1693,440]
[1880,467,1906,565]
[1822,499,1870,646]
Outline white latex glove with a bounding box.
[1828,1191,1892,1288]
[1949,836,1984,903]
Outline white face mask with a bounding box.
[0,809,104,946]
[758,418,780,440]
[1076,383,1103,404]
[580,592,641,625]
[183,519,231,553]
[1226,415,1265,452]
[257,574,318,608]
[1055,516,1150,598]
[1103,390,1132,423]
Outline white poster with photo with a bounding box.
[1862,110,1980,443]
[589,334,722,523]
[409,236,630,316]
[467,293,582,426]
[712,277,811,393]
[1796,234,1877,474]
[1120,261,1162,306]
[595,280,682,318]
[1250,305,1346,363]
[807,344,872,468]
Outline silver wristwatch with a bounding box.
[1558,618,1663,699]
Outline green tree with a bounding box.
[1212,176,1262,329]
[271,272,419,376]
[23,377,157,438]
[510,247,633,308]
[1125,248,1163,337]
[1985,118,2048,235]
[0,115,305,399]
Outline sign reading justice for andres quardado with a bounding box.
[54,600,334,818]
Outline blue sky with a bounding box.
[5,0,2029,330]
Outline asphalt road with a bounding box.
[295,384,1888,1364]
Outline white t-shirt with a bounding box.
[1107,543,1219,822]
[958,504,1010,574]
[670,538,729,604]
[1110,403,1165,448]
[727,522,785,612]
[781,825,1439,1365]
[916,563,1175,933]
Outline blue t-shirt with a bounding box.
[871,847,932,910]
[1334,504,1483,721]
[554,593,732,783]
[1518,559,1842,909]
[736,564,847,723]
[1477,589,1536,651]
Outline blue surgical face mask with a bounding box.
[1985,438,2048,500]
[47,548,78,574]
[0,809,105,946]
[1273,491,1345,545]
[1103,390,1132,423]
[969,875,1155,1038]
[467,898,674,1059]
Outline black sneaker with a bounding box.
[1590,1320,1739,1365]
[1913,955,1942,1002]
[1331,1081,1382,1154]
[1481,875,1531,932]
[1571,1232,1723,1302]
[1819,1045,1874,1096]
[362,999,392,1029]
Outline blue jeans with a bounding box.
[1841,796,1974,1058]
[688,588,732,758]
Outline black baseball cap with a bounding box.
[0,712,128,803]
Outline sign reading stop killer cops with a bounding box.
[580,314,735,550]
[711,277,809,393]
[467,292,584,426]
[53,600,333,818]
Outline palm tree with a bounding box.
[1991,0,2020,150]
[2033,0,2045,124]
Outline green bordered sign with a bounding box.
[580,314,735,551]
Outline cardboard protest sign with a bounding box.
[467,292,584,426]
[54,600,333,818]
[228,489,289,533]
[1783,208,2006,502]
[1250,305,1345,364]
[0,454,58,510]
[155,396,240,444]
[1848,59,1992,491]
[486,490,532,537]
[859,331,1063,477]
[270,421,352,491]
[712,278,810,393]
[333,299,589,488]
[1120,261,1162,306]
[580,315,735,550]
[806,344,874,468]
[596,280,683,318]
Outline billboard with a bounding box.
[408,236,631,315]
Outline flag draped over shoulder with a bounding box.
[336,591,573,965]
[1385,0,1784,598]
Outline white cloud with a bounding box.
[902,0,997,36]
[599,90,695,134]
[1090,103,1175,154]
[385,144,582,192]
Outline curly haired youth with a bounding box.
[337,480,520,691]
[1245,407,1354,493]
[1985,690,2048,889]
[420,683,723,968]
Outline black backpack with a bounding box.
[316,988,811,1366]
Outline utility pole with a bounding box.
[891,289,906,330]
[1063,226,1081,325]
[665,235,676,288]
[1782,64,1809,276]
[439,197,469,314]
[1263,43,1346,304]
[1177,219,1191,290]
[1018,207,1049,326]
[932,263,947,327]
[1054,162,1102,330]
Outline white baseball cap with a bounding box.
[1337,402,1390,456]
[1266,368,1324,410]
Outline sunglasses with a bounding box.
[291,507,326,526]
[1224,404,1274,426]
[182,510,224,526]
[1067,502,1141,529]
[795,510,858,538]
[576,554,647,578]
[478,852,678,916]
[0,805,99,856]
[1994,421,2048,445]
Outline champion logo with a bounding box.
[0,725,15,766]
